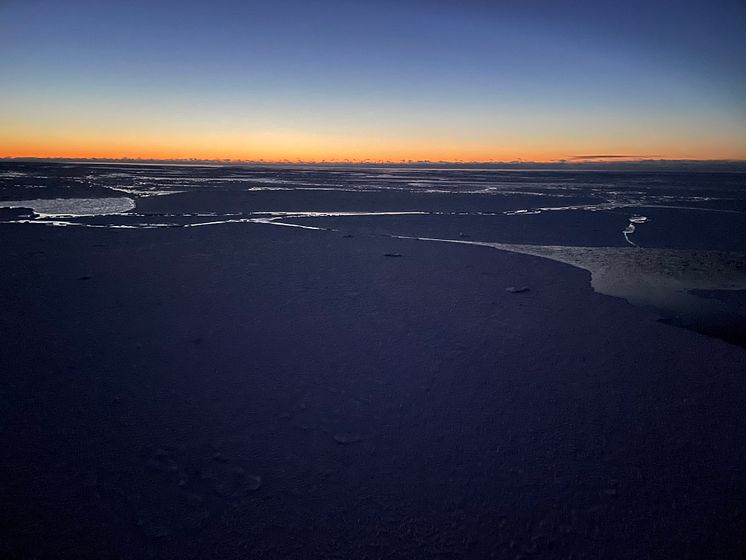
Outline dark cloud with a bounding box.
[569,154,660,160]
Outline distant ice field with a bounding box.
[2,162,743,248]
[2,161,746,346]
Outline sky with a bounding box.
[1,0,745,162]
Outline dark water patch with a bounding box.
[623,206,746,252]
[289,211,635,247]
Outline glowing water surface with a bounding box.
[0,197,135,217]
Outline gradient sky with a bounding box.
[1,0,745,162]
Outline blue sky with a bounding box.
[1,0,745,160]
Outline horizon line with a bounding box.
[2,156,746,171]
[3,155,746,164]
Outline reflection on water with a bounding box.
[0,197,135,217]
[622,215,648,246]
[418,238,746,348]
[2,163,746,348]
